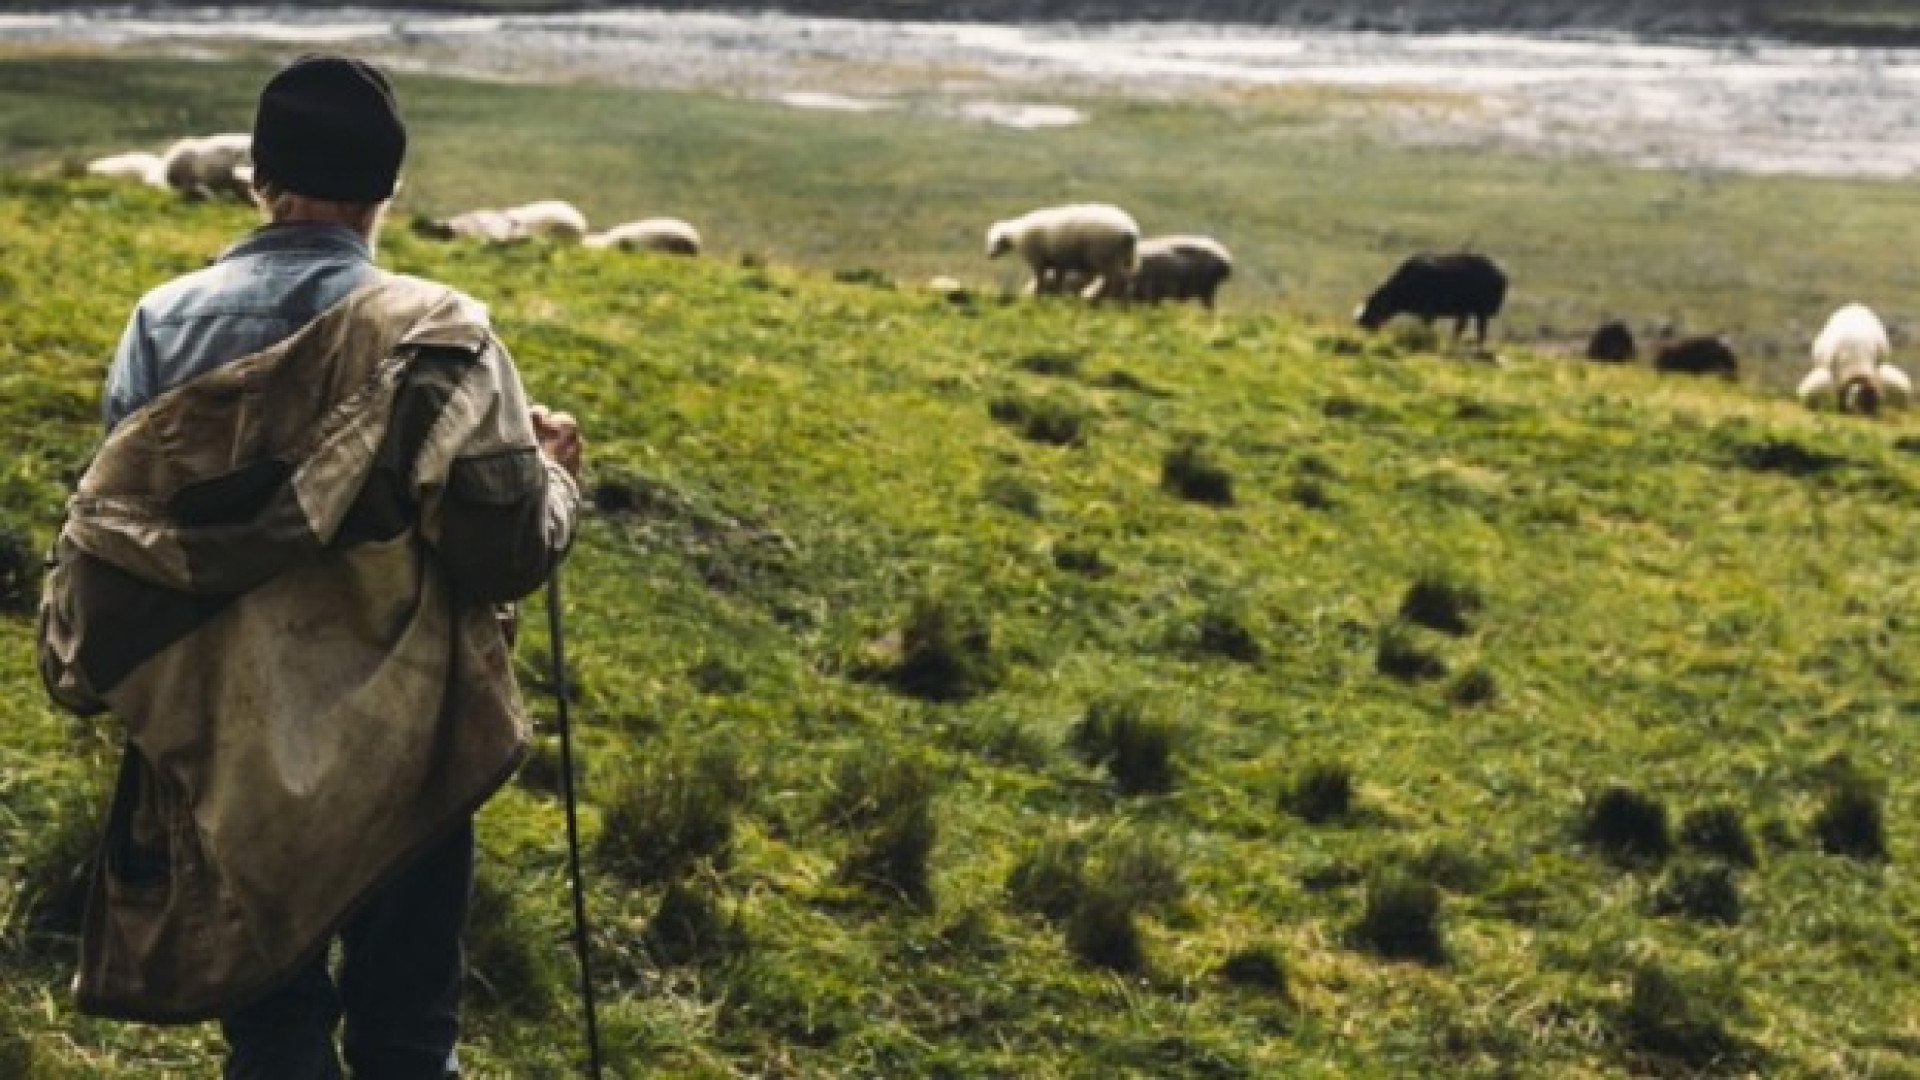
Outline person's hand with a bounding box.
[529,403,584,479]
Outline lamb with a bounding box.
[85,151,167,188]
[1584,320,1637,363]
[985,203,1139,300]
[1112,235,1234,309]
[504,199,589,242]
[1355,252,1507,347]
[413,200,589,244]
[159,133,253,201]
[1653,335,1739,378]
[583,217,702,256]
[1798,302,1911,415]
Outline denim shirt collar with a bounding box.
[218,221,373,265]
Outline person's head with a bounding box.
[250,54,406,240]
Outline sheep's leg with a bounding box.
[1081,274,1108,301]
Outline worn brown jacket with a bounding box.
[37,272,579,1022]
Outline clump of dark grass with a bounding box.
[1097,830,1187,915]
[1095,368,1168,397]
[1375,623,1447,682]
[646,875,742,968]
[465,870,560,1017]
[981,473,1043,518]
[1446,664,1498,707]
[1406,839,1490,895]
[0,522,37,614]
[1398,570,1483,636]
[1813,760,1887,861]
[1731,436,1845,476]
[1051,542,1110,578]
[988,393,1088,448]
[832,265,894,288]
[1617,964,1750,1072]
[1650,862,1741,925]
[1679,804,1758,867]
[1006,835,1088,921]
[1216,944,1290,997]
[1065,886,1144,973]
[1282,760,1354,824]
[1068,697,1177,795]
[1347,872,1447,965]
[1191,601,1263,663]
[0,1011,32,1080]
[1161,440,1235,506]
[1289,474,1336,510]
[1578,784,1674,865]
[828,750,939,908]
[1017,351,1083,378]
[688,653,749,696]
[880,592,1000,703]
[595,743,741,887]
[5,781,101,955]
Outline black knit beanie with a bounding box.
[252,54,406,202]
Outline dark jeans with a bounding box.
[221,820,475,1080]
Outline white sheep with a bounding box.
[412,209,521,243]
[1798,302,1912,415]
[1112,235,1234,309]
[159,133,253,201]
[985,203,1138,300]
[85,151,168,188]
[583,217,702,256]
[504,199,589,242]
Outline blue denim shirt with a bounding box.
[103,222,377,431]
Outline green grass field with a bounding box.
[3,55,1920,1078]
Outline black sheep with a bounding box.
[1585,320,1637,362]
[1653,335,1739,378]
[1355,252,1508,347]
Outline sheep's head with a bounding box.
[409,215,457,241]
[985,222,1015,259]
[1841,375,1882,417]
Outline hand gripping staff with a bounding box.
[545,568,605,1079]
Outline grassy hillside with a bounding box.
[2,164,1919,1077]
[6,57,1920,393]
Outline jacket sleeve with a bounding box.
[414,336,581,604]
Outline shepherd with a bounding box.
[38,54,584,1078]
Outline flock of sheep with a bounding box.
[85,139,1910,418]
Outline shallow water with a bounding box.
[4,7,1917,176]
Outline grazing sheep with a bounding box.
[1653,335,1739,378]
[1354,252,1508,347]
[986,203,1139,300]
[159,133,253,201]
[411,209,520,243]
[504,199,589,242]
[1798,302,1912,415]
[1585,320,1637,362]
[583,217,702,256]
[85,151,167,188]
[1113,235,1234,309]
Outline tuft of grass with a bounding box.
[0,522,36,614]
[1398,570,1483,636]
[981,472,1043,517]
[6,781,101,956]
[1064,887,1145,973]
[1374,623,1448,683]
[646,875,742,968]
[1618,964,1751,1073]
[1216,944,1290,997]
[1191,601,1263,663]
[1161,440,1235,506]
[1445,664,1498,707]
[832,265,894,289]
[594,743,741,887]
[1813,763,1888,861]
[829,750,939,908]
[1282,760,1355,825]
[882,592,1000,703]
[1017,351,1082,377]
[988,393,1089,448]
[0,1011,31,1080]
[1006,835,1088,922]
[465,869,561,1018]
[1650,862,1742,925]
[1051,542,1110,578]
[1347,873,1447,965]
[1068,697,1178,795]
[1679,804,1759,868]
[1578,784,1674,865]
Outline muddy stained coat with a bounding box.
[37,272,579,1023]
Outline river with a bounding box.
[2,7,1917,178]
